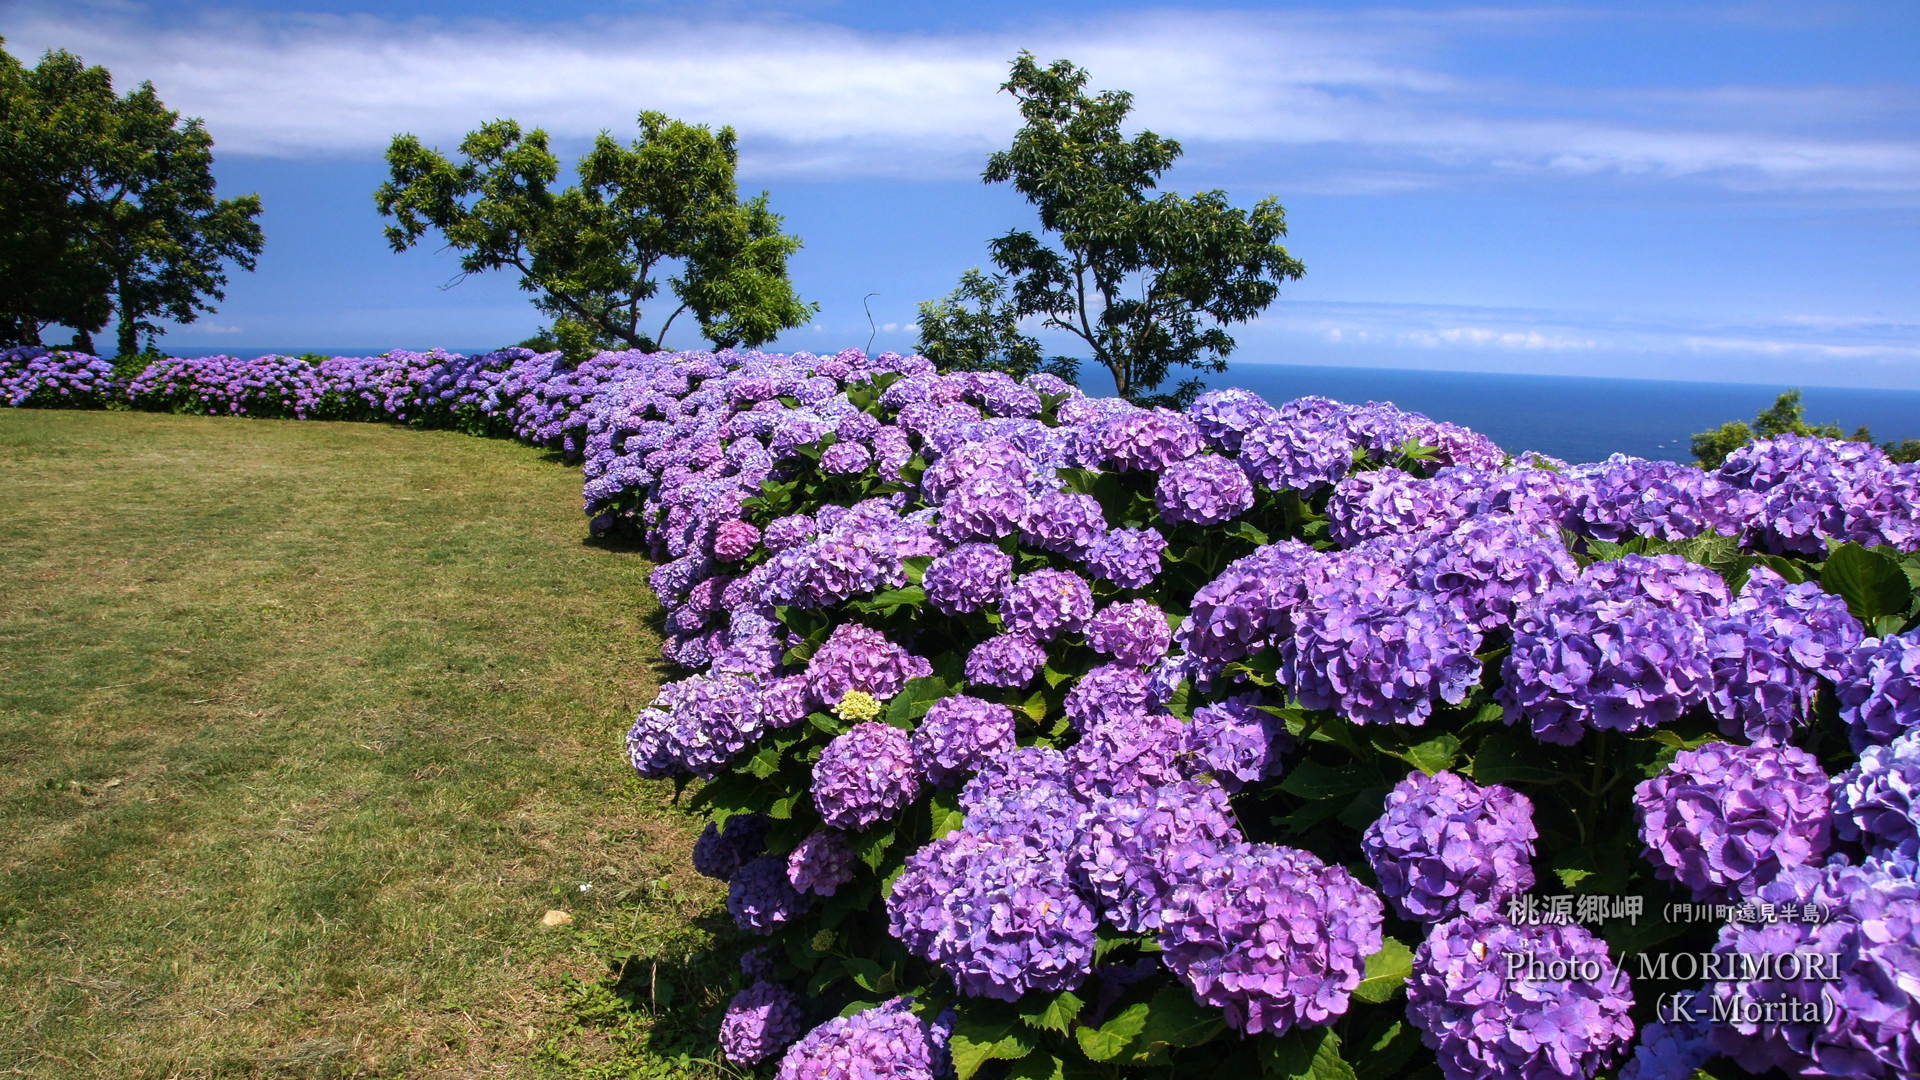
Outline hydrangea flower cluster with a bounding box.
[720,981,805,1064]
[805,623,931,705]
[1709,567,1866,744]
[1085,599,1174,668]
[1184,695,1292,790]
[775,998,954,1080]
[1155,454,1254,525]
[1158,842,1384,1035]
[1838,630,1920,749]
[1501,555,1724,745]
[812,722,922,831]
[1074,780,1242,932]
[1362,770,1538,922]
[0,347,121,408]
[786,829,857,897]
[1633,742,1832,901]
[886,828,1098,1001]
[923,543,1012,615]
[693,813,769,881]
[1707,858,1920,1079]
[910,694,1016,789]
[727,855,810,935]
[1407,912,1634,1080]
[1833,730,1920,859]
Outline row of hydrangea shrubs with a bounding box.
[6,342,1920,1079]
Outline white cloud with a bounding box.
[1255,300,1920,365]
[7,3,1917,192]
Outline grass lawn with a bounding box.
[0,410,730,1079]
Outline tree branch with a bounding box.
[656,303,687,350]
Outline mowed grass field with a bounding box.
[0,410,730,1079]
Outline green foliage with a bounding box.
[0,39,263,353]
[930,53,1304,405]
[376,111,816,358]
[1690,389,1915,467]
[915,267,1079,382]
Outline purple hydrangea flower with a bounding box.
[759,674,812,730]
[805,623,932,705]
[720,981,805,1064]
[1717,435,1891,556]
[1619,991,1716,1080]
[1327,469,1465,546]
[1408,912,1634,1080]
[1238,412,1355,495]
[1064,664,1157,730]
[1184,541,1318,662]
[762,514,816,552]
[1019,491,1107,556]
[727,854,810,935]
[1155,454,1255,526]
[886,829,1098,1001]
[1185,694,1292,790]
[739,946,776,983]
[964,633,1048,689]
[922,542,1013,616]
[1410,515,1580,632]
[1084,526,1167,589]
[693,813,770,881]
[936,475,1031,543]
[1158,842,1385,1035]
[1634,741,1831,902]
[1074,780,1242,932]
[911,694,1017,789]
[1838,630,1920,750]
[1363,770,1538,922]
[820,440,873,475]
[1001,569,1094,641]
[775,998,954,1080]
[1833,730,1920,859]
[1102,408,1203,471]
[1500,555,1724,745]
[1283,582,1483,727]
[812,722,923,830]
[957,747,1084,857]
[712,519,760,562]
[1085,600,1174,668]
[1569,455,1755,542]
[1707,858,1920,1079]
[787,829,857,897]
[1067,711,1192,798]
[1187,388,1280,454]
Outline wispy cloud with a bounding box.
[7,3,1917,193]
[1252,299,1920,365]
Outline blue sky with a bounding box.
[6,0,1919,388]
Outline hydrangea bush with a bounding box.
[13,344,1920,1078]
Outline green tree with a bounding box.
[1692,389,1851,468]
[376,112,815,357]
[914,268,1077,381]
[920,53,1304,405]
[0,41,262,354]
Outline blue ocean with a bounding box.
[1194,365,1920,464]
[167,347,1918,466]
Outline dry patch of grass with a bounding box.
[0,411,730,1079]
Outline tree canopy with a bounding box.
[918,53,1304,405]
[376,112,816,358]
[913,268,1077,382]
[1691,389,1918,467]
[0,40,263,354]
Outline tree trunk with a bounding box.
[114,270,138,358]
